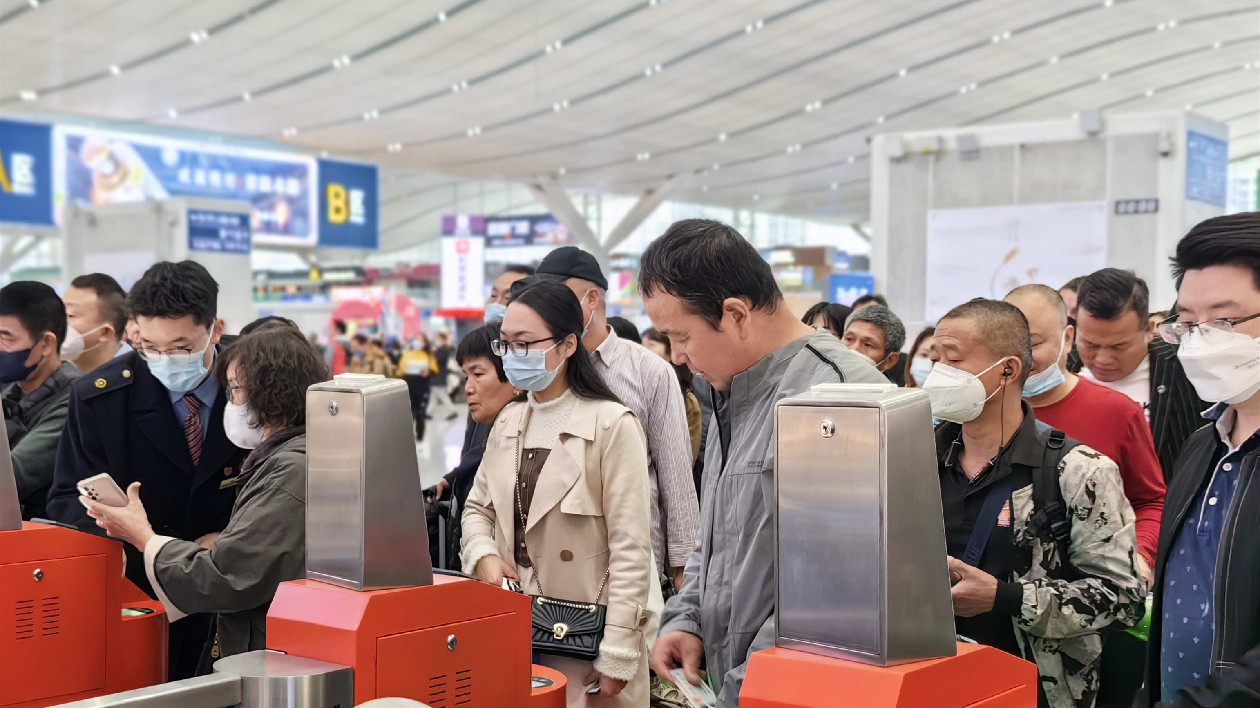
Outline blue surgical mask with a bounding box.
[1022,333,1067,398]
[910,357,934,385]
[484,302,508,324]
[145,336,213,393]
[502,342,563,392]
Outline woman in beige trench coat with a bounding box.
[462,281,655,707]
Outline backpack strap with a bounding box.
[1030,428,1081,580]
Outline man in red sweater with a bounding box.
[1008,284,1165,706]
[1006,285,1165,577]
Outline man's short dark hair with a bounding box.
[845,305,905,355]
[353,333,369,346]
[607,316,641,343]
[69,273,128,336]
[1077,268,1149,323]
[1172,212,1260,290]
[456,325,507,382]
[851,293,888,309]
[127,261,218,327]
[503,264,535,277]
[638,219,781,328]
[1060,276,1087,293]
[333,320,348,335]
[939,298,1034,384]
[239,316,299,336]
[0,281,67,353]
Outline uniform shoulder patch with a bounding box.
[75,352,139,400]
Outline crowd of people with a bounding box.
[3,212,1259,708]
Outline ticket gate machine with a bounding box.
[19,375,564,708]
[741,384,1038,707]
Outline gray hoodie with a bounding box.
[659,330,887,706]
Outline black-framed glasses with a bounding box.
[491,337,556,357]
[1158,312,1260,345]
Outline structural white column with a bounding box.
[604,173,687,252]
[526,179,604,256]
[0,235,39,275]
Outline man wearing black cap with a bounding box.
[535,246,700,595]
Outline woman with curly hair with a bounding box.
[81,326,327,673]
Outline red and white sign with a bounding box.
[440,233,485,313]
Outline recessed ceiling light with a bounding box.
[712,162,721,170]
[717,133,727,142]
[1048,55,1059,65]
[1002,30,1011,40]
[241,92,251,102]
[437,11,447,22]
[1103,0,1113,7]
[1157,22,1166,31]
[848,155,856,164]
[333,55,352,69]
[701,185,709,192]
[1185,104,1194,111]
[991,34,1001,44]
[1100,73,1109,81]
[636,152,652,162]
[189,29,209,44]
[362,109,380,121]
[876,115,885,124]
[282,127,298,137]
[745,19,764,33]
[466,126,482,137]
[19,90,37,102]
[1168,19,1178,28]
[557,167,566,176]
[109,64,121,76]
[1145,88,1155,97]
[319,151,329,157]
[831,182,839,190]
[752,194,760,201]
[899,68,908,78]
[167,108,179,118]
[27,0,39,7]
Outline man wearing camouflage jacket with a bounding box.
[927,299,1147,708]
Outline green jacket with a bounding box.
[4,362,82,519]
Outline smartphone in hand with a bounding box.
[77,473,128,507]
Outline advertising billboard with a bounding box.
[54,125,317,246]
[484,213,572,248]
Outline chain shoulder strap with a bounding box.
[513,409,611,603]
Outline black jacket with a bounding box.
[46,351,246,595]
[1067,339,1207,481]
[1144,410,1260,707]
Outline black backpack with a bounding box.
[1030,424,1081,581]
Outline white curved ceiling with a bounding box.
[2,0,1257,232]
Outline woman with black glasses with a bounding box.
[462,281,656,706]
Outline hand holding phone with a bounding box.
[77,473,128,507]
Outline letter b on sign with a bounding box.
[327,183,348,224]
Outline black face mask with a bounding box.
[0,347,38,384]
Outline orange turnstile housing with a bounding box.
[741,643,1039,708]
[267,574,565,707]
[0,522,166,708]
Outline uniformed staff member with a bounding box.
[47,261,246,681]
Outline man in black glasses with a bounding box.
[47,261,246,681]
[1072,268,1207,481]
[1141,212,1260,707]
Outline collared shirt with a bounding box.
[590,326,699,569]
[1160,403,1254,699]
[114,341,132,359]
[167,370,219,443]
[936,409,1041,660]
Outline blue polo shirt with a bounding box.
[1160,403,1250,699]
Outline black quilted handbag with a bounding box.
[529,591,608,661]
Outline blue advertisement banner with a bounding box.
[317,158,378,250]
[829,273,876,307]
[1186,131,1228,207]
[188,209,251,254]
[55,126,316,245]
[0,119,54,228]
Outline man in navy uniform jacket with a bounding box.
[48,261,246,680]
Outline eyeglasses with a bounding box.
[491,337,555,357]
[136,328,212,363]
[1157,312,1260,345]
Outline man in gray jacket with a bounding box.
[641,220,887,706]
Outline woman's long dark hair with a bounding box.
[642,328,693,394]
[509,281,621,405]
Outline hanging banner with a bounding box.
[0,118,54,228]
[1185,131,1228,207]
[54,125,317,245]
[317,158,378,250]
[187,209,251,255]
[484,213,572,248]
[439,214,486,317]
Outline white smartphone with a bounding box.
[77,473,128,507]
